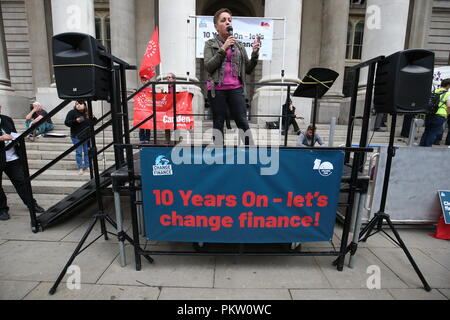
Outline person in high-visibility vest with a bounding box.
[420,78,450,147]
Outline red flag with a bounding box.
[139,27,161,80]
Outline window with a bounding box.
[94,14,111,51]
[346,19,365,60]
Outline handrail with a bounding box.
[29,119,112,181]
[5,99,71,151]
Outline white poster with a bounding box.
[196,16,274,61]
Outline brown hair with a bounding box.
[213,8,232,25]
[441,78,450,88]
[307,125,316,132]
[74,100,88,117]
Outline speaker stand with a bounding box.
[338,114,431,292]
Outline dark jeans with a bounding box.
[419,114,447,147]
[0,159,35,212]
[139,129,151,142]
[208,88,254,145]
[434,116,450,145]
[282,115,300,133]
[400,114,415,138]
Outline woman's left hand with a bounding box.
[252,36,261,53]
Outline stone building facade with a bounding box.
[0,0,449,123]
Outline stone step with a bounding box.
[3,179,86,195]
[26,159,116,170]
[28,169,96,182]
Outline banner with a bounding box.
[133,91,194,130]
[196,16,274,60]
[141,147,344,243]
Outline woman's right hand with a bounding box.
[76,117,85,123]
[221,36,236,51]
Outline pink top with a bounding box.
[208,48,242,91]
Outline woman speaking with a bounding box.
[204,8,260,145]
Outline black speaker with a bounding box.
[374,49,435,114]
[52,32,111,100]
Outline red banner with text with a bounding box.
[133,90,194,130]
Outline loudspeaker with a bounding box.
[374,49,434,114]
[53,32,111,100]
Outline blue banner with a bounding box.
[140,147,344,243]
[438,191,450,224]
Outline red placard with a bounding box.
[133,91,194,130]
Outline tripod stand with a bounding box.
[341,113,431,291]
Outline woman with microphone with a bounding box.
[204,8,261,145]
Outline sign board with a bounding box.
[196,16,274,60]
[438,191,450,224]
[141,147,344,243]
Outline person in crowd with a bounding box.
[374,113,388,132]
[0,105,45,220]
[296,124,324,147]
[204,8,260,145]
[25,101,54,140]
[138,75,152,144]
[64,100,92,175]
[400,114,415,138]
[419,78,450,147]
[433,116,450,145]
[281,98,303,135]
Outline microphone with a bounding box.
[226,26,234,52]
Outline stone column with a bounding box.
[357,0,410,127]
[408,0,433,49]
[360,0,410,85]
[0,5,11,92]
[51,0,95,36]
[317,0,349,123]
[0,4,30,117]
[36,0,96,120]
[110,0,137,90]
[159,0,204,117]
[252,0,309,125]
[25,0,52,92]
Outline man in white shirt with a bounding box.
[0,106,44,220]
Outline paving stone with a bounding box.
[61,217,131,243]
[418,248,450,270]
[159,287,292,300]
[290,288,394,300]
[24,282,160,300]
[370,248,450,289]
[387,288,447,300]
[214,255,331,289]
[315,248,408,289]
[0,216,87,242]
[0,241,118,283]
[438,289,450,299]
[384,228,450,250]
[98,245,214,288]
[0,280,40,300]
[0,240,6,246]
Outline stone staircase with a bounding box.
[5,117,419,212]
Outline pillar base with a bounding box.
[251,86,312,126]
[0,91,31,118]
[317,94,344,124]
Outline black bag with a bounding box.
[266,121,279,129]
[428,91,446,115]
